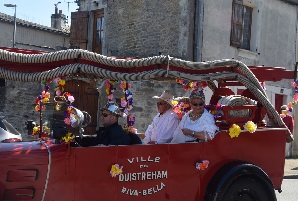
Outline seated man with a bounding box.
[78,102,131,146]
[143,90,180,144]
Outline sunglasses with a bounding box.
[101,113,110,117]
[191,102,204,107]
[157,102,166,106]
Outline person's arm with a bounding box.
[181,129,210,141]
[171,121,185,143]
[181,112,218,141]
[155,114,179,144]
[143,115,157,144]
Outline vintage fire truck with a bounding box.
[0,48,294,201]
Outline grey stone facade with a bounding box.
[1,81,45,140]
[105,0,195,60]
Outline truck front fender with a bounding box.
[205,162,276,201]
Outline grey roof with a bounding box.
[0,12,70,36]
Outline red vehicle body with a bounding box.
[0,48,294,201]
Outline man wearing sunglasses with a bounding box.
[143,90,179,144]
[77,102,131,146]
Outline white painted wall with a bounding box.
[0,22,70,51]
[201,0,297,156]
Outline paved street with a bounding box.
[276,179,298,201]
[275,158,298,201]
[284,158,298,179]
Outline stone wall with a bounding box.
[0,81,45,141]
[105,0,195,60]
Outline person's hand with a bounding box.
[181,128,192,136]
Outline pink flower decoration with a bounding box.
[64,118,71,125]
[68,96,75,103]
[292,82,297,87]
[108,94,114,100]
[56,90,61,96]
[105,80,110,87]
[294,94,298,102]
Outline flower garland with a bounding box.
[53,78,76,143]
[176,79,208,91]
[172,98,191,119]
[105,80,116,101]
[209,103,223,118]
[34,81,51,112]
[120,81,136,134]
[243,121,257,133]
[287,79,298,111]
[120,81,133,114]
[54,77,66,96]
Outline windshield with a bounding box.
[2,119,22,135]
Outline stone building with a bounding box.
[0,9,71,140]
[0,11,70,51]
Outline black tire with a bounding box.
[219,177,276,201]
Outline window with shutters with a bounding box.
[230,0,253,51]
[92,9,104,54]
[70,11,89,50]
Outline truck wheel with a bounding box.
[219,177,276,201]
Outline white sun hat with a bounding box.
[153,90,174,107]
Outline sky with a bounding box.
[0,0,78,27]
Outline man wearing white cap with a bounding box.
[143,90,180,144]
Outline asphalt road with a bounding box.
[275,179,298,201]
[275,158,298,200]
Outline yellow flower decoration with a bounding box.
[59,79,66,86]
[172,100,178,106]
[229,124,241,138]
[67,107,72,112]
[32,126,39,135]
[61,133,75,143]
[41,97,49,103]
[110,164,123,177]
[244,121,257,133]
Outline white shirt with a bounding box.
[144,109,180,144]
[171,109,219,143]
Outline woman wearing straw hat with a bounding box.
[143,90,180,144]
[171,89,218,143]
